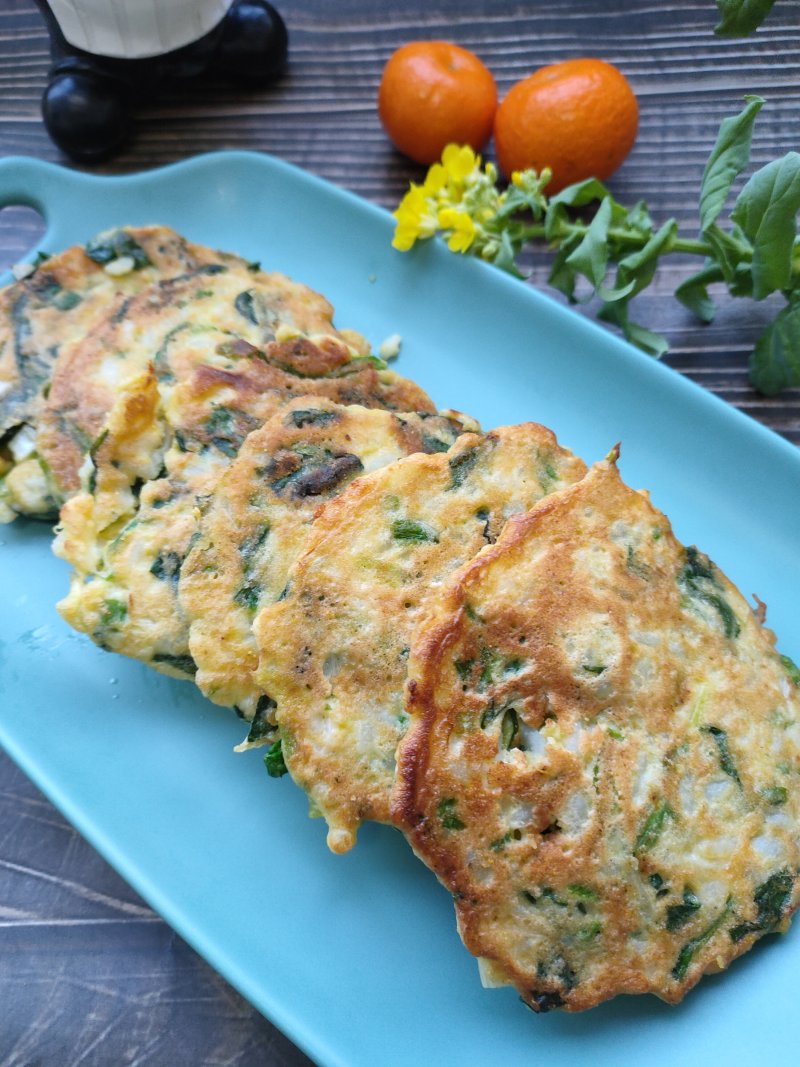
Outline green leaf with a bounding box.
[760,785,788,805]
[624,200,655,234]
[544,178,610,242]
[496,169,551,220]
[85,229,152,270]
[674,263,724,322]
[699,96,764,232]
[447,445,480,490]
[264,738,288,778]
[672,898,732,981]
[702,223,748,285]
[680,549,741,638]
[480,700,503,728]
[437,797,466,831]
[235,289,258,325]
[622,219,679,288]
[245,695,278,745]
[731,152,800,299]
[729,869,793,942]
[547,236,582,301]
[391,518,438,543]
[602,219,677,303]
[53,289,81,311]
[666,887,702,932]
[599,301,670,358]
[781,653,800,687]
[596,277,638,304]
[500,708,519,749]
[627,322,668,358]
[149,551,183,583]
[715,0,777,36]
[577,921,602,942]
[151,652,198,677]
[100,598,127,626]
[635,801,676,853]
[749,301,800,394]
[728,256,757,298]
[564,195,612,291]
[701,725,742,785]
[490,228,525,277]
[549,178,611,210]
[568,884,599,901]
[233,583,260,613]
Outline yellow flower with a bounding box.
[438,208,476,253]
[441,144,479,183]
[512,165,552,192]
[392,184,438,251]
[422,163,448,196]
[392,145,501,255]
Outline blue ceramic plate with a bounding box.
[1,154,798,1067]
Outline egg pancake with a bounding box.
[36,260,372,511]
[393,458,800,1012]
[52,364,167,577]
[253,424,587,853]
[0,225,234,522]
[54,328,436,681]
[180,397,479,724]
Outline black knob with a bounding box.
[215,1,289,85]
[42,71,131,162]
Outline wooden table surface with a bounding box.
[0,0,798,1063]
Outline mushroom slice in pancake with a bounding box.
[393,457,800,1013]
[0,225,236,522]
[30,257,371,515]
[179,397,479,723]
[53,329,437,680]
[253,423,587,853]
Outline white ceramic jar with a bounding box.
[45,0,233,58]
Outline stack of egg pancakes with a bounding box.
[2,225,799,1016]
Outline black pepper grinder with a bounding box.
[35,0,289,163]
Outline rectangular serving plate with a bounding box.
[0,152,798,1067]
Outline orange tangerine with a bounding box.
[378,41,497,165]
[493,58,639,192]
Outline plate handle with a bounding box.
[0,157,96,274]
[0,156,69,218]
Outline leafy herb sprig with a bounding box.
[391,98,800,395]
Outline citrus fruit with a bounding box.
[378,41,497,165]
[493,58,638,192]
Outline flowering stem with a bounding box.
[392,114,800,393]
[517,222,729,261]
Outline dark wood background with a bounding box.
[0,1,798,1063]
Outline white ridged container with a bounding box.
[46,0,232,59]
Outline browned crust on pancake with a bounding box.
[180,398,476,718]
[394,460,800,1012]
[254,423,587,853]
[37,264,381,498]
[0,225,229,437]
[53,330,437,682]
